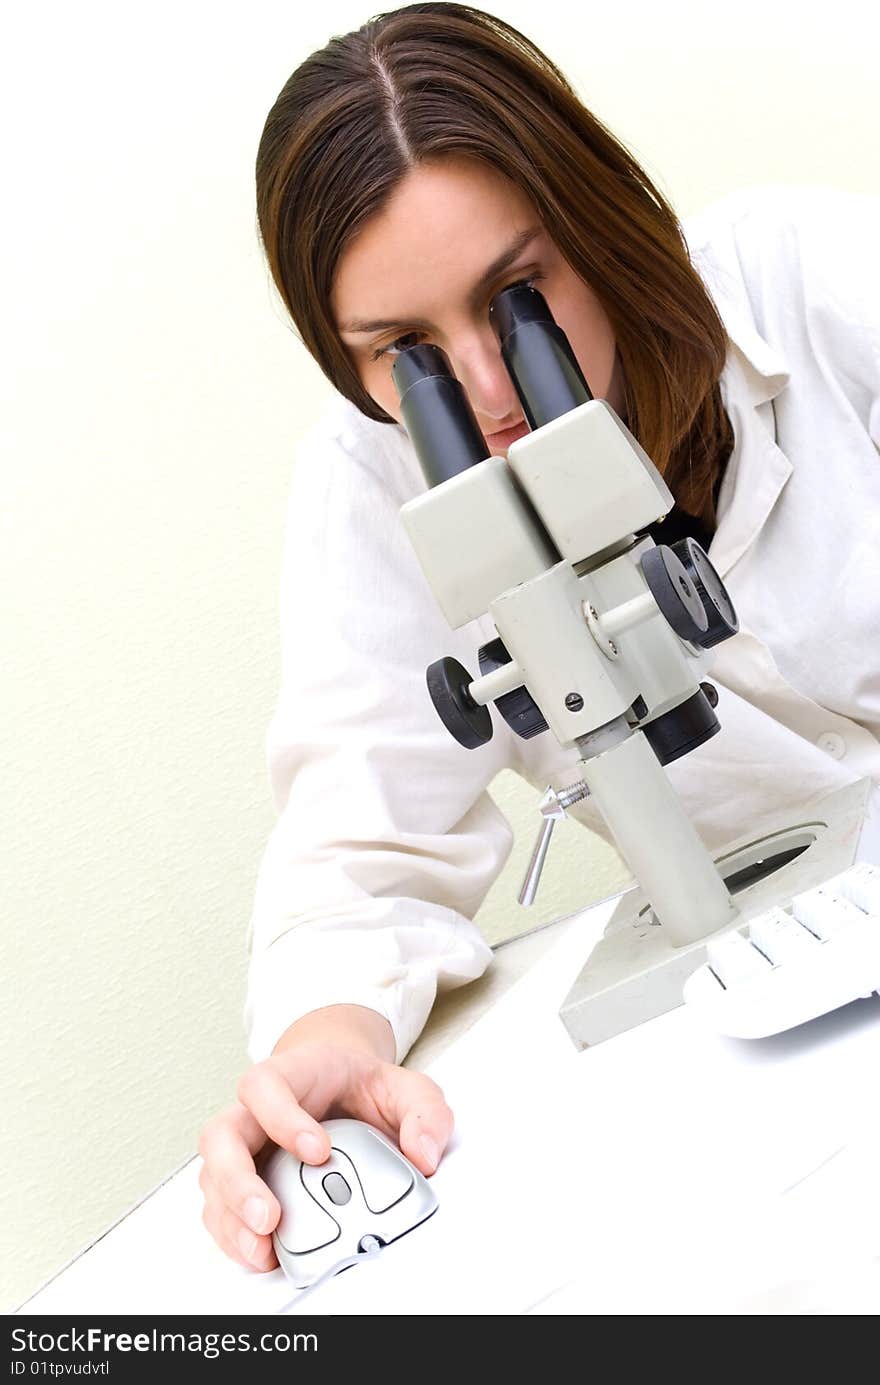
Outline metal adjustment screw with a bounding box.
[582,600,618,660]
[565,692,584,712]
[519,780,591,906]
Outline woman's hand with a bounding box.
[197,1005,453,1272]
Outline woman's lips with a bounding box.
[485,418,529,448]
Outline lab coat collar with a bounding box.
[716,290,792,408]
[706,304,794,580]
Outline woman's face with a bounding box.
[332,156,626,456]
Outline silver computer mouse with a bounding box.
[261,1118,439,1289]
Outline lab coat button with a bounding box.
[816,731,846,759]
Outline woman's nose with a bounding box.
[449,332,520,427]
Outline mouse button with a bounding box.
[333,1127,414,1213]
[273,1164,340,1255]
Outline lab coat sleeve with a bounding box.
[243,423,517,1067]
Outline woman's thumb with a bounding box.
[397,1083,454,1177]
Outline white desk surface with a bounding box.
[20,897,880,1316]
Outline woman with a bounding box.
[198,3,880,1272]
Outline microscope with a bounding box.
[391,285,874,1047]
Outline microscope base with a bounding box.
[558,777,874,1050]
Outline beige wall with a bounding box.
[3,0,877,1312]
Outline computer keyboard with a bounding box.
[683,863,880,1037]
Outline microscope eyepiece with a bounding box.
[390,343,453,399]
[391,287,596,487]
[391,343,490,489]
[489,283,593,431]
[488,282,557,338]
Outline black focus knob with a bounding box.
[641,686,721,765]
[670,537,739,648]
[426,657,493,749]
[478,638,548,740]
[640,544,709,644]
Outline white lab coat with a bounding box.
[244,183,880,1066]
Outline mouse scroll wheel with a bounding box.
[322,1171,352,1206]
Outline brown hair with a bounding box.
[256,2,734,530]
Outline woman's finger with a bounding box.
[368,1065,455,1177]
[237,1059,337,1166]
[202,1194,278,1273]
[198,1104,281,1235]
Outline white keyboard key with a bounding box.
[836,862,880,916]
[706,930,773,987]
[748,906,821,964]
[791,887,866,940]
[684,868,880,1038]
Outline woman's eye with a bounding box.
[370,271,544,363]
[370,330,423,363]
[505,273,543,294]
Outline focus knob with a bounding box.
[426,658,493,749]
[478,638,548,740]
[639,544,709,644]
[670,537,739,647]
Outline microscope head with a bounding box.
[392,283,736,754]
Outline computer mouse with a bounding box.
[261,1118,439,1289]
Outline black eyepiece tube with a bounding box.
[392,344,491,488]
[489,284,593,430]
